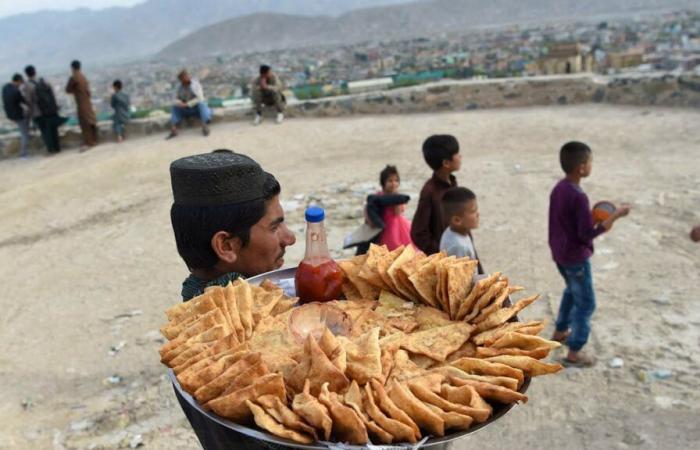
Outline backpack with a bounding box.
[35,79,58,116]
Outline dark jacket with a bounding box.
[366,193,410,229]
[352,193,410,255]
[111,91,130,124]
[411,173,457,255]
[2,83,25,121]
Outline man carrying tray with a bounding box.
[169,149,296,448]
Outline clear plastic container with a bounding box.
[294,206,344,303]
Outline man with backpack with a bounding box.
[2,73,29,158]
[23,65,63,154]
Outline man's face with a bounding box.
[233,195,296,277]
[179,73,191,85]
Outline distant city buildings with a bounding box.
[2,10,699,132]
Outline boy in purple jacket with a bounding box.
[548,141,630,367]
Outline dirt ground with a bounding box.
[0,104,698,450]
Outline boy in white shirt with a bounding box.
[439,187,481,267]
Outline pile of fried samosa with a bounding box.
[159,244,562,445]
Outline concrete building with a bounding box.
[537,43,594,74]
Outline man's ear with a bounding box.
[211,231,240,265]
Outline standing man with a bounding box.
[251,65,285,125]
[65,60,98,149]
[23,65,63,154]
[2,74,30,158]
[166,69,211,139]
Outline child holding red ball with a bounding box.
[548,141,630,367]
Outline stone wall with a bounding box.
[2,72,699,158]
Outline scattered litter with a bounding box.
[21,398,33,410]
[608,357,624,369]
[638,368,673,383]
[142,330,165,344]
[651,298,671,306]
[129,434,143,448]
[108,340,127,356]
[651,292,671,306]
[70,419,93,432]
[649,369,672,380]
[112,310,143,320]
[103,375,123,386]
[513,163,522,172]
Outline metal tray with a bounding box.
[169,266,530,449]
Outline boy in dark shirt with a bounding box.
[110,80,130,143]
[411,134,461,254]
[548,141,630,367]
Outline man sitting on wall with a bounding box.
[251,65,286,125]
[166,70,212,139]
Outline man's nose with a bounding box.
[282,225,296,246]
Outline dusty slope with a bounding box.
[0,104,698,449]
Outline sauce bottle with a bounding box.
[295,206,344,303]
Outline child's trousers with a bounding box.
[554,259,596,352]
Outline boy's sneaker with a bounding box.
[276,112,284,124]
[202,124,210,137]
[165,130,178,140]
[253,114,262,126]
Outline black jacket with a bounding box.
[366,193,410,229]
[2,83,25,121]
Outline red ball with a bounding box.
[592,201,616,225]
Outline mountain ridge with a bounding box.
[155,0,700,61]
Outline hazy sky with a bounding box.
[0,0,144,19]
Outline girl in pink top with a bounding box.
[378,165,414,250]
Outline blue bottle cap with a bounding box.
[305,206,325,223]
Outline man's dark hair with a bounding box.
[24,65,36,78]
[442,186,476,219]
[422,134,459,171]
[260,65,271,75]
[11,73,23,83]
[113,80,122,90]
[380,165,399,188]
[559,141,591,174]
[71,60,81,70]
[170,176,281,269]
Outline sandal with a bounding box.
[551,329,571,343]
[562,352,597,368]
